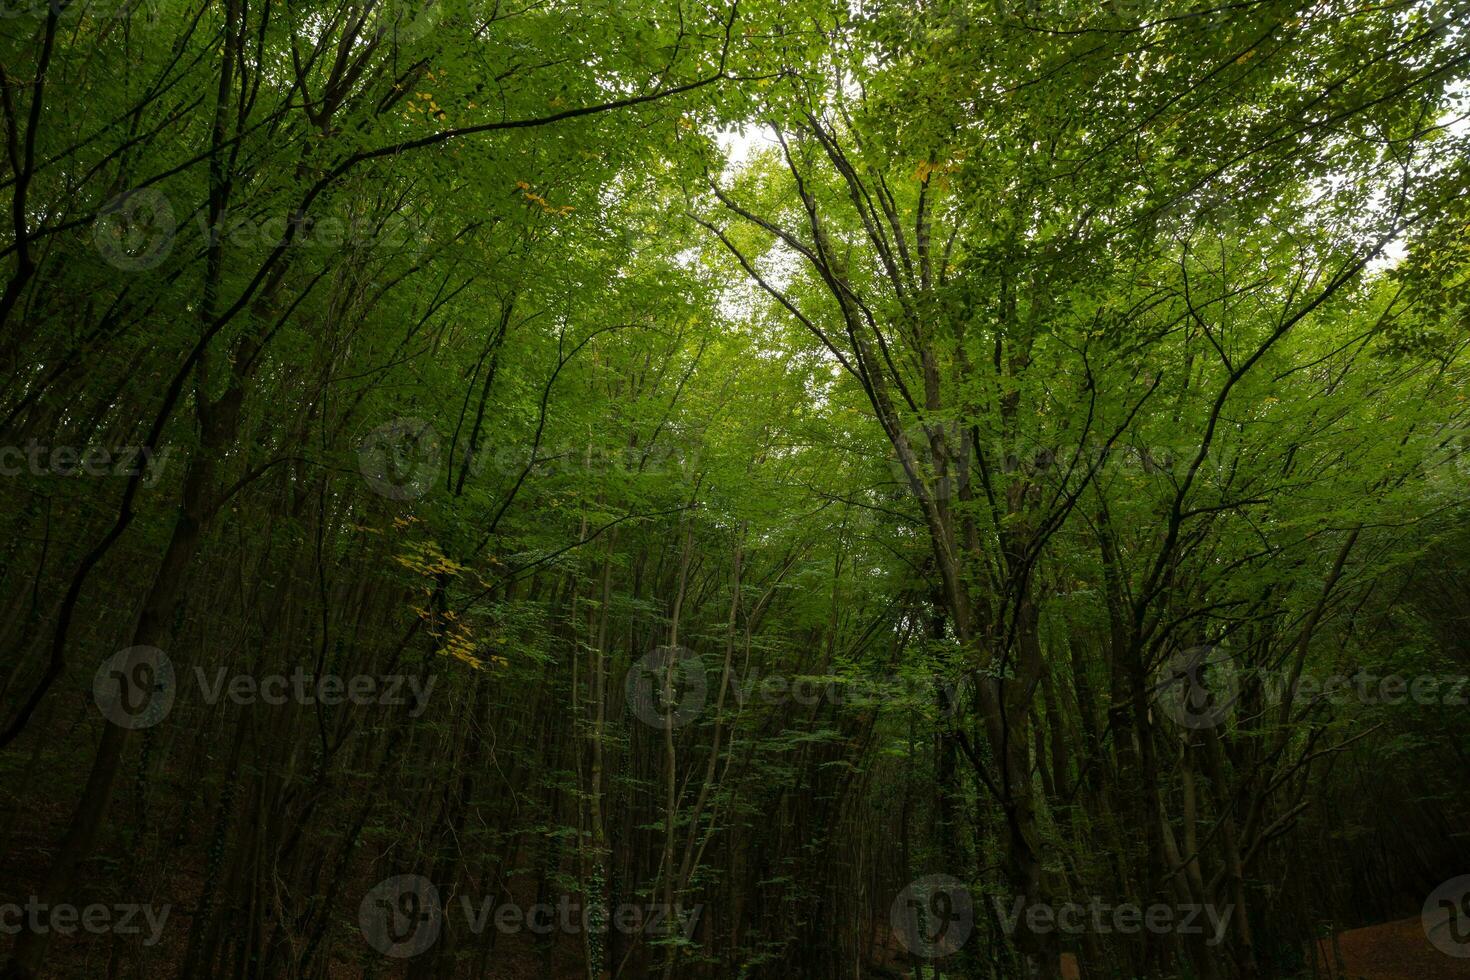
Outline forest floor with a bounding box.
[1311,916,1470,979]
[4,783,1465,980]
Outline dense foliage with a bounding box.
[1,0,1468,976]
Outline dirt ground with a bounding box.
[1311,916,1470,980]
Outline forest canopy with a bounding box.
[1,0,1469,977]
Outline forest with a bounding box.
[1,0,1469,977]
